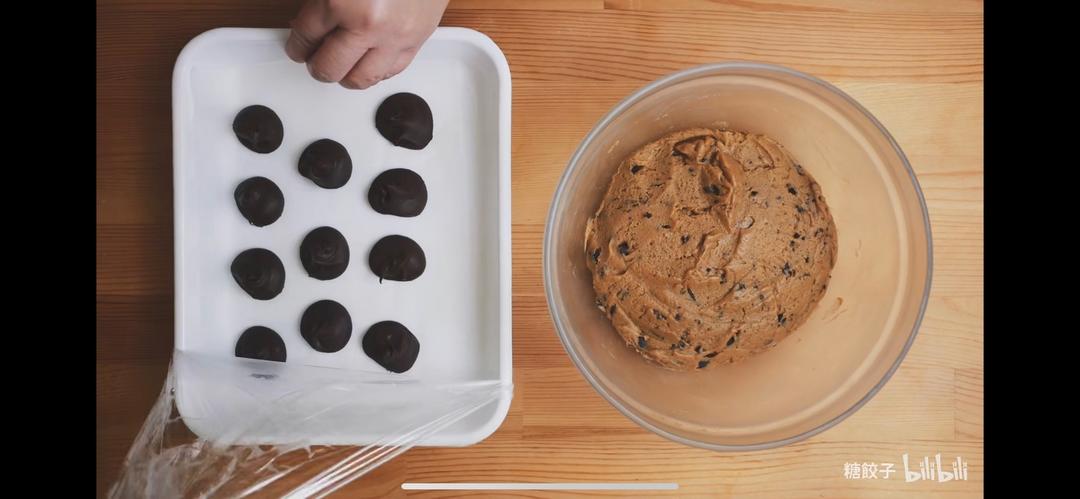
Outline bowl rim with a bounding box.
[542,61,934,452]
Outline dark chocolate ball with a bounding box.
[362,321,420,373]
[374,93,433,150]
[233,105,283,154]
[299,226,349,280]
[230,248,285,300]
[368,235,426,282]
[367,168,428,217]
[300,300,352,353]
[234,176,284,227]
[235,326,287,362]
[298,138,352,189]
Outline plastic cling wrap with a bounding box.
[109,352,510,498]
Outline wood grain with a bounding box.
[599,0,984,14]
[97,0,983,497]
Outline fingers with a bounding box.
[306,29,371,83]
[341,47,418,89]
[285,0,338,63]
[340,47,397,89]
[388,47,419,78]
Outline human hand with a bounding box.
[285,0,450,89]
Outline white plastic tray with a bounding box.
[172,27,511,446]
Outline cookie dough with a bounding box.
[233,105,283,154]
[584,128,837,371]
[230,248,286,300]
[299,138,352,189]
[375,92,433,150]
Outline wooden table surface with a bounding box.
[97,1,983,497]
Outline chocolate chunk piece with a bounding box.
[300,300,352,353]
[362,320,420,373]
[298,139,352,189]
[368,235,426,282]
[368,168,428,217]
[300,226,350,280]
[234,176,284,227]
[235,326,286,362]
[375,92,433,150]
[230,248,285,300]
[233,105,283,154]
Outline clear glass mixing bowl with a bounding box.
[543,62,932,450]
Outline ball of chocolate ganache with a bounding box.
[234,176,284,227]
[230,248,286,300]
[368,235,426,282]
[374,93,433,150]
[235,326,287,362]
[233,105,283,154]
[298,138,352,189]
[362,321,420,373]
[300,300,353,353]
[368,168,428,217]
[300,226,349,280]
